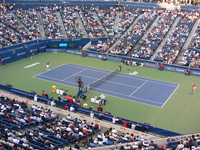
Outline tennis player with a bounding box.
[46,61,50,70]
[192,83,196,93]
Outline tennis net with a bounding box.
[87,68,119,90]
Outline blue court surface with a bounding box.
[34,63,179,107]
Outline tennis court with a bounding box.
[34,63,179,107]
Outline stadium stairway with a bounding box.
[113,10,120,33]
[150,16,181,61]
[106,13,143,54]
[175,18,200,64]
[36,11,46,39]
[93,10,108,37]
[126,15,161,57]
[56,11,68,39]
[75,11,89,38]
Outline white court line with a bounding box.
[62,68,87,81]
[93,87,163,105]
[36,74,77,86]
[116,73,178,87]
[129,81,148,97]
[34,62,69,77]
[91,78,139,88]
[34,62,178,108]
[33,76,78,89]
[161,84,180,108]
[53,63,178,88]
[73,73,139,88]
[66,63,111,74]
[68,63,178,87]
[67,63,109,71]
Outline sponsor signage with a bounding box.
[17,52,26,57]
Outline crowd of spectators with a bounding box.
[0,95,60,149]
[60,6,86,38]
[39,6,64,39]
[117,7,140,36]
[178,23,200,67]
[0,24,13,48]
[13,8,41,40]
[136,10,178,60]
[159,0,200,5]
[96,6,117,37]
[89,38,116,52]
[3,90,200,150]
[78,6,105,38]
[155,11,199,64]
[88,127,144,148]
[189,23,200,51]
[0,93,102,149]
[1,14,31,42]
[0,6,31,47]
[0,5,200,68]
[117,0,200,6]
[0,91,161,150]
[37,114,100,149]
[165,135,200,150]
[112,8,157,55]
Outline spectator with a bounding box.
[34,95,38,102]
[90,111,94,118]
[58,95,61,101]
[185,68,191,75]
[63,104,69,110]
[101,98,107,105]
[70,105,75,112]
[176,141,184,150]
[0,59,5,67]
[50,100,56,107]
[98,113,104,120]
[41,90,46,96]
[82,94,87,101]
[158,63,164,70]
[97,105,103,112]
[81,50,86,57]
[112,116,119,124]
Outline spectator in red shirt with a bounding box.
[41,90,46,96]
[97,105,103,112]
[9,117,15,121]
[81,51,86,57]
[158,63,164,70]
[185,68,191,75]
[63,104,68,110]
